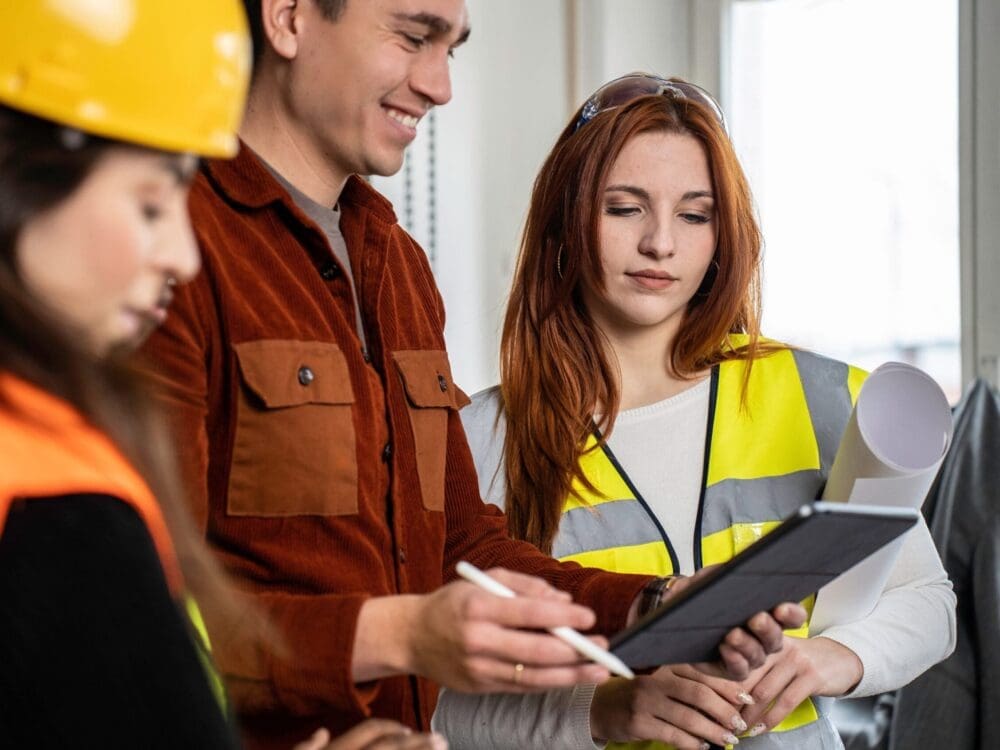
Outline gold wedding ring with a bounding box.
[513,662,525,685]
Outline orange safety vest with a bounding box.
[0,374,183,593]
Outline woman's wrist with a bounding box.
[808,636,864,697]
[636,575,681,618]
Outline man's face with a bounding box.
[286,0,470,179]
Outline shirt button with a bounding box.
[320,263,340,280]
[297,366,315,386]
[382,442,392,462]
[399,548,407,564]
[437,374,448,392]
[362,348,372,363]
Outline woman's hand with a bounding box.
[736,636,863,738]
[639,569,808,680]
[294,721,447,750]
[355,568,611,692]
[589,664,750,749]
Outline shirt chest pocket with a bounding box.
[229,340,358,516]
[393,350,469,512]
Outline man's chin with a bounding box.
[362,150,408,180]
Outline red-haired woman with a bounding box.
[432,76,955,750]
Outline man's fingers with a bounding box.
[365,732,448,750]
[463,654,610,692]
[485,567,573,601]
[329,720,412,749]
[293,728,331,750]
[460,586,597,631]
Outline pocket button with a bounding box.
[297,366,315,386]
[437,374,448,392]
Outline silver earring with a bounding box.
[557,244,566,279]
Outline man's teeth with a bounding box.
[387,108,419,128]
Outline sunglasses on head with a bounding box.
[573,74,727,133]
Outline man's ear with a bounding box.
[259,0,301,60]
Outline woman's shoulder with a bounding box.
[461,385,506,434]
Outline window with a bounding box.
[728,0,960,399]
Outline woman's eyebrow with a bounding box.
[604,184,651,200]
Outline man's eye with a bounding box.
[403,33,427,49]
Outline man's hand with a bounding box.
[590,664,749,749]
[354,568,611,691]
[294,721,447,750]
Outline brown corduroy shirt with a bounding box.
[138,145,652,749]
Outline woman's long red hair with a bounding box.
[500,85,765,554]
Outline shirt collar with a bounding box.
[202,140,398,224]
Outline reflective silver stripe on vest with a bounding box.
[552,498,663,559]
[701,469,825,538]
[791,350,853,474]
[737,714,843,750]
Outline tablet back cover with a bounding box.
[609,503,918,669]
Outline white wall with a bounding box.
[374,0,996,394]
[375,0,707,393]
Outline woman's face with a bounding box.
[16,148,200,354]
[584,130,718,344]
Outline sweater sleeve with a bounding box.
[442,392,652,636]
[432,684,603,750]
[819,519,957,696]
[0,494,239,749]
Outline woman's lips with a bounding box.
[627,270,678,290]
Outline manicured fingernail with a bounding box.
[738,691,755,705]
[749,723,767,737]
[731,715,748,732]
[700,743,710,750]
[723,733,740,745]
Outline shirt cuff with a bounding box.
[568,683,606,750]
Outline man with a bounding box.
[139,1,804,747]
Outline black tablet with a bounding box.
[609,501,920,670]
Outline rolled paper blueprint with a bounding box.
[809,362,953,633]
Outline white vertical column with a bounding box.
[960,0,1000,388]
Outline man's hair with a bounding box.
[243,0,348,64]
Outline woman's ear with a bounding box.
[259,0,301,61]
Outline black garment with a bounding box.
[0,494,240,749]
[889,379,1000,749]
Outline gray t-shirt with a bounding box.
[262,160,367,349]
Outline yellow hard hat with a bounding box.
[0,1,251,158]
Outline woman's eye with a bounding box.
[605,205,639,217]
[681,212,711,224]
[141,204,163,222]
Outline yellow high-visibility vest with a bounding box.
[555,342,865,749]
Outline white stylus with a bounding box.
[455,560,635,679]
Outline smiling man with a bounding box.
[137,2,803,748]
